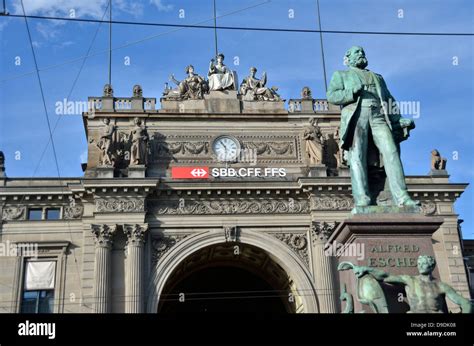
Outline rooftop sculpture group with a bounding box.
[163,53,280,101]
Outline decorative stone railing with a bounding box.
[288,99,339,113]
[88,97,156,112]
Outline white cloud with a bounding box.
[149,0,173,12]
[12,0,109,19]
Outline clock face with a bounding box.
[213,136,240,162]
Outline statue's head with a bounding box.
[103,118,110,125]
[134,117,141,125]
[185,65,195,74]
[216,53,225,63]
[250,67,257,75]
[133,84,142,97]
[344,46,368,69]
[103,83,114,97]
[417,255,436,275]
[431,149,440,156]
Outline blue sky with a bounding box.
[0,0,473,238]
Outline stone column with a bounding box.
[310,221,339,313]
[91,224,116,313]
[123,224,148,313]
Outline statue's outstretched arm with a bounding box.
[442,283,473,313]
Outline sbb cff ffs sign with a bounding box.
[171,167,209,179]
[171,166,287,179]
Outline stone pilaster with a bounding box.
[310,221,339,313]
[123,223,148,313]
[90,224,116,313]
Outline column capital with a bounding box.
[91,224,117,248]
[123,223,149,246]
[310,221,337,244]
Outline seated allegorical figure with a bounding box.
[240,67,281,101]
[163,65,209,100]
[208,53,236,91]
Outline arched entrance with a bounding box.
[146,230,319,313]
[158,243,295,313]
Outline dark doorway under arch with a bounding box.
[158,243,296,313]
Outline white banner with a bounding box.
[25,261,56,290]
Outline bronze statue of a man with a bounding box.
[353,255,472,313]
[327,46,418,207]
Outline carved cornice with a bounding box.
[123,224,148,246]
[90,224,117,248]
[151,198,309,215]
[272,232,309,266]
[151,234,189,265]
[95,198,145,213]
[310,221,337,244]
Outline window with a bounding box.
[21,261,56,313]
[28,209,42,220]
[46,208,60,220]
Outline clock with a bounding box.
[212,135,240,162]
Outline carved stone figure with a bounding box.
[133,84,143,98]
[301,86,312,100]
[240,67,281,101]
[333,128,346,167]
[208,53,235,91]
[303,118,324,164]
[103,84,113,97]
[350,255,473,313]
[97,118,116,166]
[164,65,209,100]
[431,149,447,170]
[327,46,418,208]
[129,118,148,166]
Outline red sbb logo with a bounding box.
[171,166,209,179]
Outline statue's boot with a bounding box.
[354,195,371,207]
[397,195,420,207]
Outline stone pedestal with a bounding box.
[102,97,114,111]
[300,99,314,112]
[429,169,448,176]
[123,224,148,313]
[328,214,443,313]
[91,224,116,313]
[128,165,146,178]
[337,166,350,177]
[96,166,114,178]
[241,100,286,114]
[308,164,327,177]
[204,90,240,113]
[131,97,144,111]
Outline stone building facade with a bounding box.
[0,84,471,313]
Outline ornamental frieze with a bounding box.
[309,196,353,211]
[95,198,145,213]
[64,205,84,219]
[150,198,310,215]
[2,206,26,221]
[146,133,301,163]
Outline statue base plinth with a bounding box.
[308,164,327,177]
[428,169,448,176]
[96,166,114,178]
[351,205,421,215]
[338,166,350,177]
[128,165,146,178]
[329,214,443,313]
[241,100,286,114]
